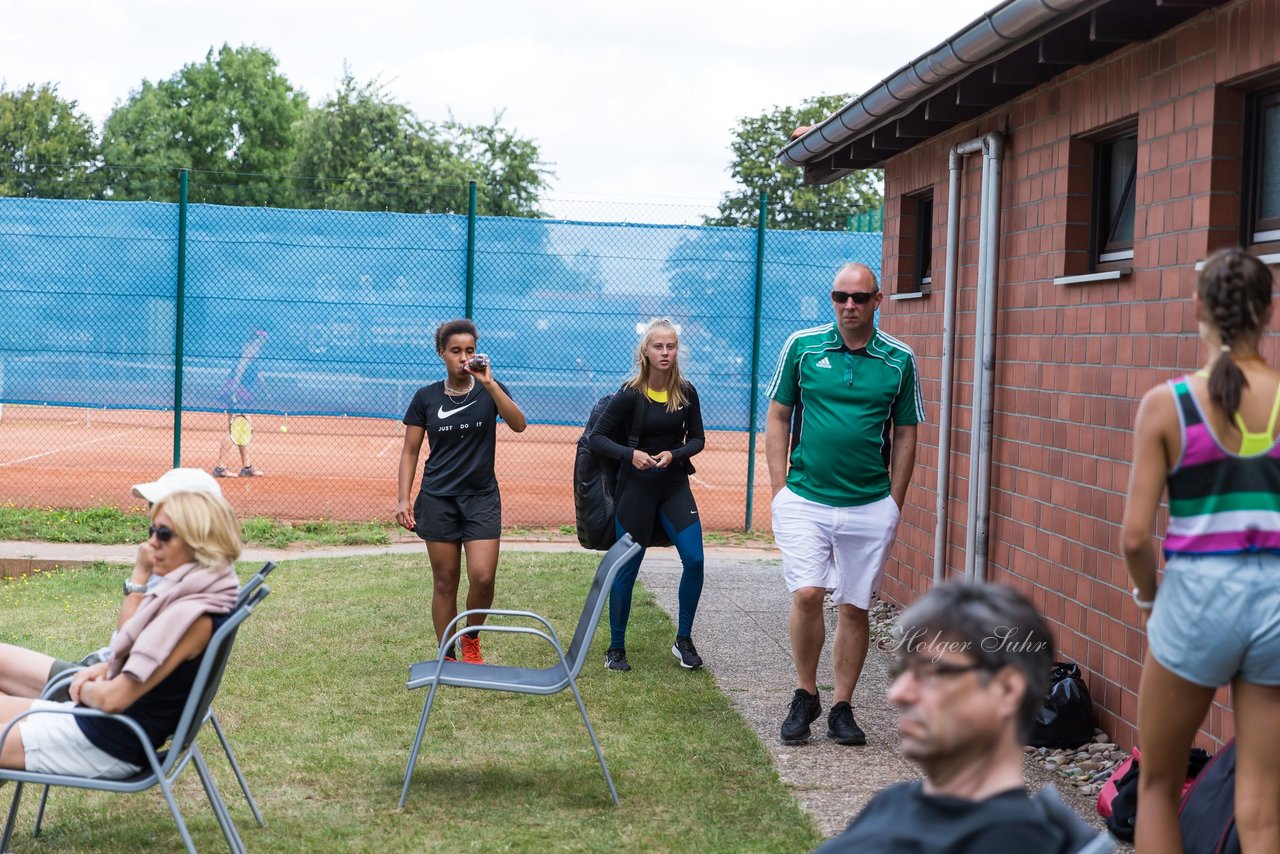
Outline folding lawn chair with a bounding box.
[36,561,277,829]
[1,585,271,854]
[399,534,642,808]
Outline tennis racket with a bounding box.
[229,414,253,447]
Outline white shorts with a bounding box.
[771,487,900,609]
[19,700,142,778]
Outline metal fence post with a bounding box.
[744,191,767,530]
[465,181,477,319]
[173,168,189,467]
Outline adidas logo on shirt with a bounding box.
[816,356,832,369]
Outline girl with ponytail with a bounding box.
[1122,248,1280,852]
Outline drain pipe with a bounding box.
[964,132,1004,583]
[932,139,980,585]
[933,131,1004,586]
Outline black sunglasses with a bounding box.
[148,525,176,543]
[831,290,877,305]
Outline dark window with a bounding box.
[914,192,934,290]
[1094,133,1137,263]
[1248,89,1280,243]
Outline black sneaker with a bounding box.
[780,688,821,743]
[604,648,631,672]
[672,636,703,669]
[827,701,867,746]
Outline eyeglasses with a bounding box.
[889,657,990,684]
[148,525,176,543]
[831,290,877,305]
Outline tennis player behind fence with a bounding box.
[213,329,268,478]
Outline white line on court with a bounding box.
[0,428,146,468]
[376,437,399,458]
[690,474,724,490]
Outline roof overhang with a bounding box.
[779,0,1233,184]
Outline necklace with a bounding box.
[443,376,474,400]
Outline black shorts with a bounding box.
[414,488,502,541]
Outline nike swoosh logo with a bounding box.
[437,401,477,419]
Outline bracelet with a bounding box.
[1132,587,1155,611]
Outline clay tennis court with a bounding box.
[0,404,775,532]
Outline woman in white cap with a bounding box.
[17,468,225,693]
[0,489,240,779]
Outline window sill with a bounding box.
[1053,268,1132,286]
[889,291,926,301]
[1196,253,1280,270]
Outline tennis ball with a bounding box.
[279,424,288,433]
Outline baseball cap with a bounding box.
[131,468,224,503]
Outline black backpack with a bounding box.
[1180,740,1240,854]
[573,390,672,551]
[574,394,624,550]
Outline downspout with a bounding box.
[932,140,980,585]
[972,132,1004,583]
[934,131,1003,586]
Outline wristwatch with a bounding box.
[123,578,149,595]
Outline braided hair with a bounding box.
[1197,248,1274,415]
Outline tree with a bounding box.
[0,83,101,198]
[442,113,552,217]
[706,93,881,231]
[292,73,551,216]
[100,44,308,205]
[292,73,471,213]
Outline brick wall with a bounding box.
[877,0,1280,750]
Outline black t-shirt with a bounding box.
[587,384,705,465]
[813,780,1087,854]
[402,380,512,496]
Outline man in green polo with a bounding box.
[765,262,923,746]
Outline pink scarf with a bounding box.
[107,561,239,682]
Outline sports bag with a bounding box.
[1028,662,1096,749]
[574,394,625,550]
[1180,740,1240,854]
[1102,746,1210,843]
[574,389,671,551]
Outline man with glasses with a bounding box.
[766,262,923,745]
[813,582,1107,853]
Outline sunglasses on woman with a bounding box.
[831,290,876,305]
[148,525,176,543]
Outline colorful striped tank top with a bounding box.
[1165,376,1280,555]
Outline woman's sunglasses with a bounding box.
[148,525,176,543]
[831,290,876,305]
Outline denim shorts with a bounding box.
[1147,552,1280,687]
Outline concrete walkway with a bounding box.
[0,538,1107,841]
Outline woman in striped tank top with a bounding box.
[1122,247,1280,853]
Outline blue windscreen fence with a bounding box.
[0,197,881,431]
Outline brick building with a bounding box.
[781,0,1280,748]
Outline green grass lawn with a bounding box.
[0,552,818,853]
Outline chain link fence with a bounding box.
[1,169,881,531]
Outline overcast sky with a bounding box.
[2,0,994,221]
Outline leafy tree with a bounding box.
[292,73,551,216]
[100,44,308,204]
[706,93,881,231]
[291,73,470,213]
[442,113,552,217]
[0,83,101,198]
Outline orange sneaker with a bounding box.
[460,634,485,665]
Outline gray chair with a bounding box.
[36,560,277,829]
[399,534,642,809]
[1,585,271,854]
